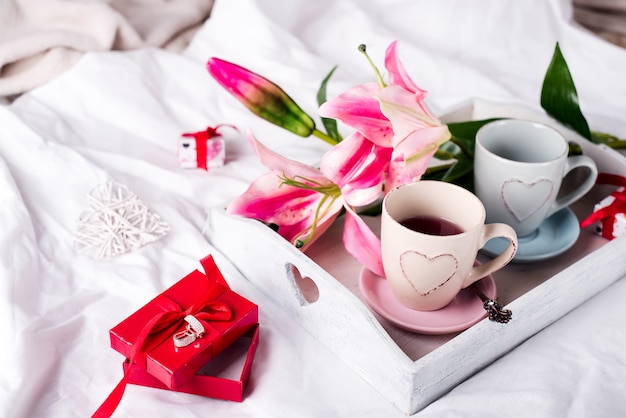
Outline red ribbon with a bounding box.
[181,124,237,171]
[92,257,232,417]
[580,173,626,240]
[181,131,209,170]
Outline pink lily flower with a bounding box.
[319,40,450,190]
[227,131,388,276]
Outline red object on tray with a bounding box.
[123,323,260,402]
[93,255,258,417]
[580,173,626,240]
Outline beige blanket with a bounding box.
[573,0,626,48]
[0,0,215,97]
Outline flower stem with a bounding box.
[312,128,340,145]
[592,130,626,149]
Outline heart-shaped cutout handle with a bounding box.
[286,263,319,305]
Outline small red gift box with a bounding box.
[93,255,258,417]
[123,323,259,402]
[178,125,236,170]
[589,187,626,239]
[580,173,626,240]
[109,255,258,389]
[178,136,225,170]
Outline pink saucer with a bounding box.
[358,267,497,335]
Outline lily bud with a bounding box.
[207,57,315,137]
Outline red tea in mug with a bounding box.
[399,215,463,236]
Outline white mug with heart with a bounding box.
[381,180,518,311]
[474,119,598,237]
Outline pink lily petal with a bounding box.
[246,130,323,179]
[320,133,387,189]
[376,84,450,180]
[227,170,342,244]
[227,171,314,220]
[385,157,413,193]
[376,85,442,142]
[342,206,383,277]
[347,143,392,190]
[394,125,451,178]
[320,132,391,207]
[318,83,394,147]
[384,40,426,97]
[342,184,384,208]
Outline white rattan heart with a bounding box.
[74,182,170,258]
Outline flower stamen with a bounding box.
[279,173,341,248]
[295,193,339,248]
[279,174,341,196]
[358,44,386,89]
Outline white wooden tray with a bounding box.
[204,100,626,415]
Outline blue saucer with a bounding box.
[481,207,580,263]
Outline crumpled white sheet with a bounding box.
[0,0,215,97]
[0,0,625,417]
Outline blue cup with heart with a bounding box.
[474,119,598,237]
[381,181,518,311]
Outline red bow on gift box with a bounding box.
[580,173,626,240]
[93,256,233,418]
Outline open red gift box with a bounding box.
[109,255,258,389]
[123,323,259,402]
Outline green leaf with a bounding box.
[443,157,473,182]
[355,201,383,217]
[317,66,342,142]
[439,118,498,158]
[425,156,474,188]
[540,43,592,140]
[447,118,501,140]
[447,118,501,158]
[433,144,462,161]
[424,118,502,190]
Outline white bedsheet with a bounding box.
[1,0,626,416]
